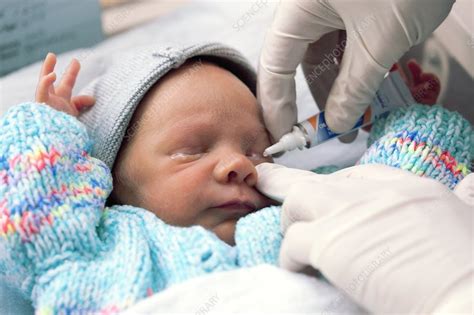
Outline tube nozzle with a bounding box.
[263,126,307,157]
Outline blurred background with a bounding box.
[0,0,190,76]
[101,0,189,36]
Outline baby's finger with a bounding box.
[39,53,56,80]
[72,95,95,112]
[57,59,80,99]
[35,72,56,103]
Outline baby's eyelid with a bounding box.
[170,151,205,162]
[173,146,207,154]
[169,146,207,160]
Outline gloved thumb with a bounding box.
[255,163,322,203]
[279,221,317,271]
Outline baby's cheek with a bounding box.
[144,173,207,225]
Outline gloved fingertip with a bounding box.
[255,162,285,175]
[337,130,358,143]
[279,245,307,272]
[279,221,318,270]
[324,108,356,135]
[255,162,271,171]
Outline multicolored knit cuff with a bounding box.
[359,104,472,189]
[0,103,112,266]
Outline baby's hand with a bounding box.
[35,53,95,117]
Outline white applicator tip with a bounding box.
[263,143,285,157]
[263,126,307,157]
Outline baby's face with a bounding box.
[112,60,277,245]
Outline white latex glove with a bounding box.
[256,162,473,314]
[258,0,455,139]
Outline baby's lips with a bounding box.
[213,196,257,211]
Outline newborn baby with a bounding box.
[0,43,471,314]
[108,58,276,245]
[0,44,286,314]
[36,47,279,245]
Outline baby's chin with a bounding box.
[212,219,239,246]
[211,200,279,245]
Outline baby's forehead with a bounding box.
[140,99,267,142]
[135,59,265,133]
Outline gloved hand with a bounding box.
[258,0,455,140]
[256,162,473,314]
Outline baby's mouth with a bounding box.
[211,199,257,218]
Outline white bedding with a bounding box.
[0,2,369,314]
[124,265,366,314]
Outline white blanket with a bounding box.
[123,265,366,314]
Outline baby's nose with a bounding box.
[213,152,258,186]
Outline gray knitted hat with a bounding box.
[78,42,257,170]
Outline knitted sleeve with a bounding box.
[234,205,282,267]
[0,103,112,298]
[359,104,473,189]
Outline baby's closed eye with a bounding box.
[170,149,207,162]
[169,147,266,163]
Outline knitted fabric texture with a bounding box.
[358,104,472,189]
[0,103,281,314]
[1,102,471,313]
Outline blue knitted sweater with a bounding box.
[0,103,282,314]
[0,102,471,314]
